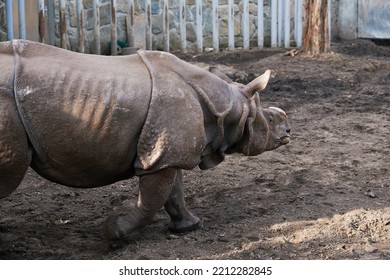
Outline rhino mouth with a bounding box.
[280,136,290,145]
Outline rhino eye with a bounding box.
[269,115,274,123]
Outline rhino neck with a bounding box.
[225,93,267,156]
[199,86,251,169]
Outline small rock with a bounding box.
[365,244,378,253]
[366,190,376,198]
[217,237,230,243]
[246,236,260,242]
[54,219,71,225]
[167,234,180,240]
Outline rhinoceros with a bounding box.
[0,40,290,240]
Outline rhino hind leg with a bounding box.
[104,168,179,240]
[164,170,201,233]
[0,94,30,199]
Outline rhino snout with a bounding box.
[266,107,290,145]
[280,128,291,145]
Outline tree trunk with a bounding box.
[303,0,330,56]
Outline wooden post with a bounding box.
[271,0,277,47]
[303,0,330,56]
[18,0,26,39]
[212,0,218,52]
[162,0,169,51]
[59,0,67,49]
[242,0,249,50]
[93,0,101,54]
[277,0,283,46]
[257,0,264,48]
[77,0,85,53]
[284,0,290,48]
[111,0,117,55]
[228,0,234,50]
[179,0,186,53]
[145,0,152,50]
[38,0,46,43]
[48,0,55,45]
[126,0,134,48]
[295,0,303,47]
[196,0,202,53]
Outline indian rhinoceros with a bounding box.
[0,40,290,240]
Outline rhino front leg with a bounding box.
[164,170,201,233]
[104,168,178,240]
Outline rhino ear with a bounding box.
[209,67,234,84]
[244,70,273,98]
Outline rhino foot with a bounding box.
[104,168,178,240]
[164,170,203,233]
[104,214,129,240]
[103,168,202,240]
[169,216,202,233]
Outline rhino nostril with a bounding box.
[286,129,291,135]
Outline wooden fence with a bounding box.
[2,0,327,55]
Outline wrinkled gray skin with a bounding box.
[0,40,290,240]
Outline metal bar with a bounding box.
[284,0,290,48]
[111,0,117,55]
[126,0,134,47]
[59,0,67,49]
[6,0,14,40]
[196,0,202,53]
[179,0,186,53]
[93,0,101,54]
[243,0,249,50]
[257,0,264,48]
[145,0,152,50]
[18,0,26,39]
[77,0,85,53]
[228,0,234,50]
[294,0,302,47]
[212,0,218,52]
[277,0,283,46]
[162,0,169,51]
[38,0,45,43]
[271,0,277,47]
[48,0,55,45]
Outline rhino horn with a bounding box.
[244,69,274,98]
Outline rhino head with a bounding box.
[210,67,291,157]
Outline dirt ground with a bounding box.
[0,39,389,260]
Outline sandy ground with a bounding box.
[0,39,389,259]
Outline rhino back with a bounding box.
[12,40,151,187]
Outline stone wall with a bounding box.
[61,0,279,54]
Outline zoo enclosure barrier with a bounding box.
[2,0,332,55]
